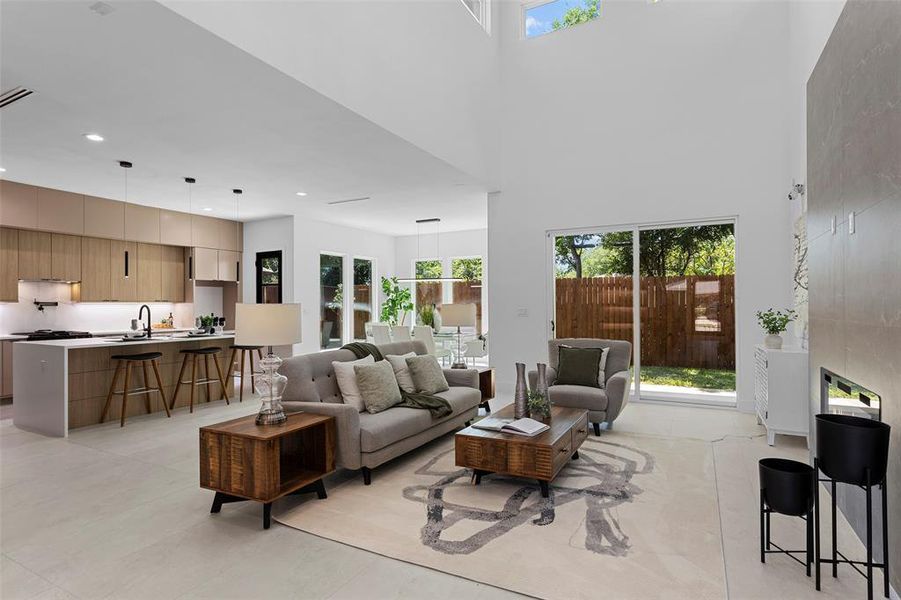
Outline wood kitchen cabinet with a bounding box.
[1,228,18,302]
[160,210,192,246]
[0,180,38,229]
[217,250,240,282]
[125,204,161,243]
[137,243,163,301]
[110,240,137,302]
[193,247,219,280]
[79,237,112,302]
[84,196,125,239]
[51,234,82,281]
[17,230,52,280]
[161,245,185,302]
[37,187,84,235]
[191,215,219,249]
[218,219,240,252]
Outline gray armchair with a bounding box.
[529,338,632,435]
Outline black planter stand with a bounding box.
[759,458,815,575]
[814,414,891,600]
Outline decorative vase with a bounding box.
[514,363,528,419]
[764,334,783,350]
[536,363,550,405]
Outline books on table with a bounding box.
[471,417,550,437]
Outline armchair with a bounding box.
[529,338,632,435]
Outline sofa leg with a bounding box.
[465,420,472,427]
[362,467,372,486]
[593,422,601,437]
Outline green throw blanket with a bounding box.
[341,342,453,418]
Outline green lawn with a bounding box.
[639,366,736,391]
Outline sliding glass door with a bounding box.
[320,253,343,349]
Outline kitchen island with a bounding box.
[13,332,238,437]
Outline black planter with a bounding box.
[759,458,815,517]
[815,413,890,486]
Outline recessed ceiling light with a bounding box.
[83,133,104,142]
[295,191,307,196]
[202,207,213,212]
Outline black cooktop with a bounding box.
[12,330,93,341]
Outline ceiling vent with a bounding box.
[327,196,370,206]
[0,86,34,109]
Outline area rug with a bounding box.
[275,431,726,600]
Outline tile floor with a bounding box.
[0,396,881,599]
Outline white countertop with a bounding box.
[18,331,236,349]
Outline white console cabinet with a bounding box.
[754,345,809,446]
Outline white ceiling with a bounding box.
[0,1,488,236]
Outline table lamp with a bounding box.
[439,303,476,369]
[235,303,302,425]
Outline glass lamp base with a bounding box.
[255,407,287,426]
[451,362,468,369]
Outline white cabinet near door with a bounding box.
[754,345,809,446]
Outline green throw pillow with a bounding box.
[355,361,403,414]
[556,346,604,388]
[406,355,450,395]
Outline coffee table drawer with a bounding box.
[456,436,508,473]
[572,413,589,450]
[550,430,573,478]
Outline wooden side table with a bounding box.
[200,412,336,529]
[477,367,495,413]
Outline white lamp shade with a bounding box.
[234,303,302,347]
[440,303,476,328]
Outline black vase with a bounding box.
[815,413,890,486]
[759,458,815,516]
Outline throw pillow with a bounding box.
[386,352,418,393]
[332,355,374,412]
[355,360,403,414]
[406,355,450,395]
[556,346,604,388]
[597,347,610,389]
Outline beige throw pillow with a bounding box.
[355,361,403,414]
[332,355,374,412]
[386,352,417,393]
[406,355,450,395]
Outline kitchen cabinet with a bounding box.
[161,245,185,302]
[0,180,38,229]
[160,209,192,246]
[217,250,240,282]
[124,204,161,243]
[136,243,163,301]
[218,219,240,251]
[1,228,18,301]
[1,341,12,399]
[51,234,82,281]
[37,187,84,235]
[79,237,112,302]
[110,240,137,302]
[191,215,219,249]
[193,247,219,280]
[17,230,52,280]
[84,196,125,239]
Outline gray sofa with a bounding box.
[529,338,632,436]
[278,340,481,484]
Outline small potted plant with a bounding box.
[527,390,551,423]
[756,308,796,349]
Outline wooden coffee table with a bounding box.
[455,404,589,497]
[199,412,336,529]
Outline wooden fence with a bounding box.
[415,281,483,333]
[555,275,735,369]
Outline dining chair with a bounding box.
[464,332,488,366]
[391,326,412,342]
[371,324,392,345]
[413,326,452,365]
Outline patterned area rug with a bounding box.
[275,431,726,599]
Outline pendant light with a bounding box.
[185,177,196,280]
[233,189,242,283]
[119,161,132,278]
[397,218,461,283]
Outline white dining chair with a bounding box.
[371,324,392,345]
[464,333,488,366]
[391,326,412,342]
[413,326,452,365]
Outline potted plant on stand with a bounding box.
[756,308,796,350]
[380,276,414,327]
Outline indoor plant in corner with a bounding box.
[380,276,414,327]
[756,308,796,350]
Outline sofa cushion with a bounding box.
[332,355,374,411]
[556,346,604,388]
[359,386,480,452]
[386,352,417,393]
[355,361,403,414]
[548,384,609,412]
[407,355,449,394]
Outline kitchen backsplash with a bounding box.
[0,281,222,333]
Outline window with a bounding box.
[461,0,490,32]
[524,0,599,39]
[415,259,443,326]
[255,250,283,304]
[451,257,483,333]
[320,253,343,350]
[353,258,374,341]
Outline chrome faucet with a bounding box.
[138,304,152,338]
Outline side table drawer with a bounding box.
[571,413,589,450]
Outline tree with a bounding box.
[552,0,600,31]
[598,226,734,278]
[415,260,442,279]
[452,258,482,281]
[555,234,600,278]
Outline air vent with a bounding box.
[0,86,34,109]
[327,196,370,206]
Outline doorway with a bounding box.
[550,220,736,406]
[255,250,283,304]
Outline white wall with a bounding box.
[242,216,296,304]
[490,0,796,411]
[161,0,500,187]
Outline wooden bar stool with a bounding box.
[227,345,264,402]
[101,352,170,427]
[171,347,230,413]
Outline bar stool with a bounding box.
[759,458,815,577]
[171,347,230,413]
[227,345,263,402]
[101,352,170,427]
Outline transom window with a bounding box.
[523,0,600,39]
